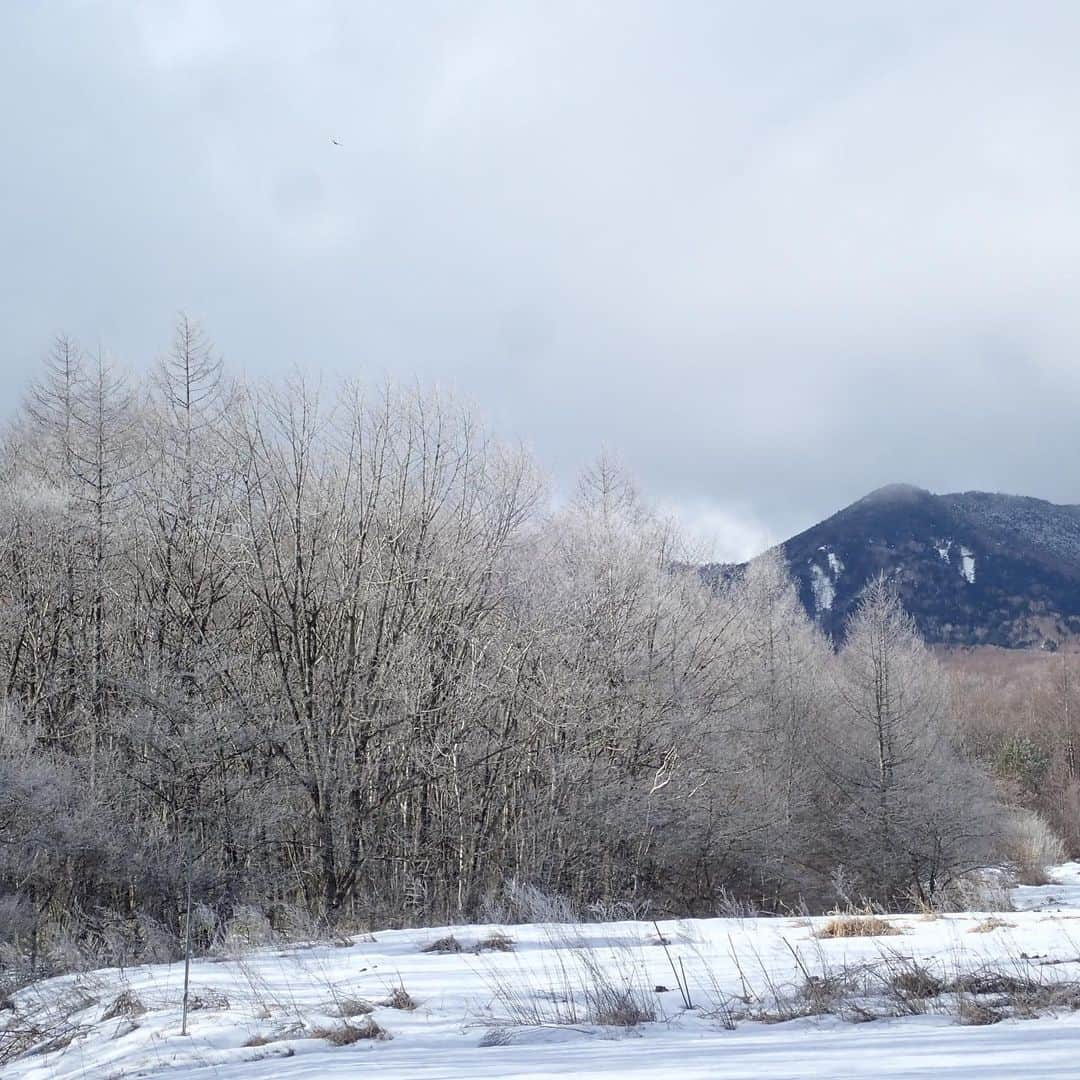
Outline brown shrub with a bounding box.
[383,985,417,1011]
[969,917,1015,934]
[334,997,374,1018]
[186,988,230,1012]
[589,986,656,1027]
[313,1019,391,1044]
[101,990,146,1022]
[956,999,1004,1026]
[949,971,1041,997]
[889,966,944,1001]
[243,1021,304,1047]
[479,1026,514,1046]
[475,931,515,953]
[1002,810,1067,886]
[422,934,462,954]
[815,916,900,939]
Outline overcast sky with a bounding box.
[4,2,1080,560]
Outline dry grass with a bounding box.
[422,934,462,954]
[23,1026,85,1055]
[479,931,658,1030]
[956,998,1004,1025]
[310,1018,391,1044]
[887,966,945,1002]
[382,984,417,1011]
[913,872,1016,914]
[185,988,230,1012]
[333,997,374,1018]
[0,982,100,1065]
[590,989,655,1027]
[475,931,515,953]
[1013,983,1080,1018]
[949,970,1042,996]
[816,915,901,939]
[242,1021,304,1047]
[970,917,1016,934]
[1003,810,1067,886]
[100,990,146,1022]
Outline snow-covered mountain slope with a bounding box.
[8,867,1080,1078]
[708,484,1080,648]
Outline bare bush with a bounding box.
[220,906,278,953]
[956,998,1004,1025]
[480,881,580,925]
[0,980,100,1065]
[334,997,374,1018]
[382,985,417,1011]
[422,935,462,954]
[480,932,657,1031]
[310,1018,390,1044]
[100,990,145,1021]
[875,953,944,1013]
[816,915,901,939]
[185,988,230,1012]
[1002,810,1067,885]
[970,917,1015,933]
[577,950,657,1027]
[918,872,1015,913]
[475,932,515,953]
[242,1021,304,1047]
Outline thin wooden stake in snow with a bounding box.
[654,920,692,1010]
[181,855,193,1036]
[679,956,694,1009]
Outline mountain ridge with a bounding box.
[714,484,1080,648]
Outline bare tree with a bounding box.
[828,578,1000,904]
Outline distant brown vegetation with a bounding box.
[944,647,1080,856]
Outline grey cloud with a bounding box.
[4,2,1080,560]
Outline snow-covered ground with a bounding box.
[8,866,1080,1079]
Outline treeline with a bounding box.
[0,320,1026,975]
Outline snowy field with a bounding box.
[8,866,1080,1079]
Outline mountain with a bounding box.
[726,484,1080,648]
